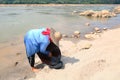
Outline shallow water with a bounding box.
[0,4,120,43]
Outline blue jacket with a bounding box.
[24,28,50,57]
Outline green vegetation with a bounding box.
[0,0,120,4]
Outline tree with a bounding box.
[0,0,120,4]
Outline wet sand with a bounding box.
[0,25,120,80]
[0,35,36,80]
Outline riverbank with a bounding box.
[0,25,120,80]
[0,4,120,7]
[28,26,120,80]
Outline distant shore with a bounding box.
[0,4,120,7]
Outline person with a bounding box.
[24,27,63,72]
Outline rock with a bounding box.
[62,34,68,38]
[84,34,94,39]
[111,12,117,17]
[14,62,19,66]
[81,43,92,49]
[92,12,100,17]
[94,27,100,31]
[24,76,27,79]
[80,9,116,18]
[101,10,109,15]
[113,6,120,14]
[90,32,94,34]
[73,31,80,38]
[16,52,21,56]
[79,10,95,16]
[72,34,80,38]
[75,35,80,38]
[74,31,80,35]
[84,33,100,39]
[96,30,102,33]
[73,10,77,13]
[85,22,90,26]
[103,28,108,31]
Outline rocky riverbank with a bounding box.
[77,6,120,18]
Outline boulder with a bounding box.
[80,9,116,18]
[101,10,109,15]
[113,6,120,14]
[79,10,95,16]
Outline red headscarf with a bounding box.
[42,28,52,41]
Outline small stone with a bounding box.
[74,31,80,35]
[71,35,75,38]
[84,34,94,39]
[90,32,94,34]
[16,52,21,56]
[96,30,102,33]
[85,22,90,26]
[103,28,108,31]
[73,31,80,38]
[24,76,27,79]
[82,43,92,49]
[14,62,19,66]
[62,34,68,38]
[73,10,77,13]
[94,27,100,31]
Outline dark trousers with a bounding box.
[28,52,52,67]
[27,42,61,67]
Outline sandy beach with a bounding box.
[0,25,120,80]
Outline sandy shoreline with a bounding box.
[0,26,120,80]
[28,27,120,80]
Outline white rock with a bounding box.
[73,31,80,38]
[84,34,94,39]
[74,31,80,35]
[94,27,100,31]
[103,28,108,31]
[81,43,92,49]
[62,34,68,38]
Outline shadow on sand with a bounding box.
[62,55,80,65]
[35,55,80,69]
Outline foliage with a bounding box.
[0,0,120,4]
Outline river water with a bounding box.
[0,4,120,43]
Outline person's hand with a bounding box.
[49,52,52,57]
[32,67,39,72]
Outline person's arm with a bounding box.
[40,41,50,55]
